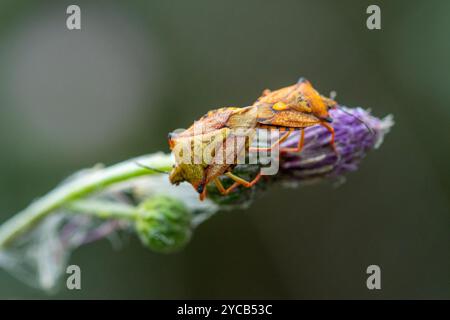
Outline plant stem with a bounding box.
[66,200,137,220]
[0,153,173,249]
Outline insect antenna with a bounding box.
[135,162,170,174]
[336,106,374,136]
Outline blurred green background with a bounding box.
[0,0,449,299]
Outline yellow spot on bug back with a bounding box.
[273,102,289,111]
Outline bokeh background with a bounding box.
[0,0,449,299]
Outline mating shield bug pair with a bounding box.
[167,78,346,200]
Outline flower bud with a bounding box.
[135,196,192,253]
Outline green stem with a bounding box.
[0,152,173,249]
[66,199,137,220]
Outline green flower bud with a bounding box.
[135,195,192,253]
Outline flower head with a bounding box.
[279,106,393,181]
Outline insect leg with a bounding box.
[279,128,305,153]
[213,178,240,195]
[213,178,226,194]
[320,122,339,155]
[249,129,291,152]
[225,171,262,188]
[199,186,208,201]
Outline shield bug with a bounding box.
[251,78,337,154]
[169,107,260,200]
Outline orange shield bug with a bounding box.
[169,107,259,200]
[251,78,337,154]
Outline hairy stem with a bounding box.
[0,153,173,249]
[66,200,137,220]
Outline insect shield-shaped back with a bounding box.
[168,108,239,194]
[169,130,227,188]
[256,105,322,128]
[253,78,336,127]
